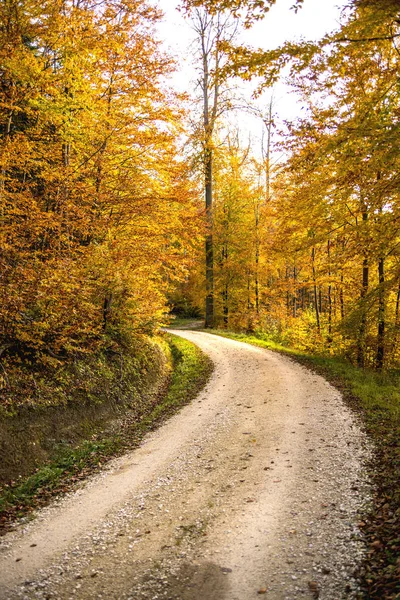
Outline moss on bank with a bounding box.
[0,336,170,417]
[0,336,170,484]
[0,333,213,532]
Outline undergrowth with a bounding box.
[0,333,213,531]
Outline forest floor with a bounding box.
[0,330,373,600]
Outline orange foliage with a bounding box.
[0,0,200,362]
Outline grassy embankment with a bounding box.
[207,328,399,600]
[0,333,212,532]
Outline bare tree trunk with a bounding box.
[340,273,345,319]
[376,256,385,370]
[311,247,320,334]
[247,270,252,311]
[221,242,228,327]
[327,239,332,340]
[223,283,229,327]
[255,208,260,314]
[193,9,227,328]
[357,256,369,367]
[255,243,260,314]
[205,149,214,327]
[338,236,346,320]
[392,279,400,360]
[375,179,385,369]
[286,265,290,317]
[263,97,273,203]
[357,208,369,368]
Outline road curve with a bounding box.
[0,330,371,600]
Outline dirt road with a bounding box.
[0,330,371,600]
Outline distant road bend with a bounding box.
[0,330,371,600]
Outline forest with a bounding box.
[0,2,399,597]
[1,0,399,408]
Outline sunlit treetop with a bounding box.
[180,0,304,27]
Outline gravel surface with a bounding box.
[0,330,372,600]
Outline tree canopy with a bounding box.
[1,0,399,376]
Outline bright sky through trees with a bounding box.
[157,0,348,137]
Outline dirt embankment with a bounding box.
[0,337,170,485]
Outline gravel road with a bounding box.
[0,330,372,600]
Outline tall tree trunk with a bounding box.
[255,211,260,314]
[376,256,385,370]
[255,244,260,314]
[375,177,385,369]
[286,265,290,316]
[223,283,229,327]
[357,209,369,368]
[311,247,320,334]
[357,256,369,367]
[327,239,332,340]
[205,148,214,327]
[221,242,228,327]
[393,279,400,357]
[339,236,346,320]
[340,273,345,319]
[263,97,273,203]
[247,269,252,311]
[195,9,222,329]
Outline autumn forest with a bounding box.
[1,0,400,400]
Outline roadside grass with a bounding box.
[207,328,400,600]
[0,333,213,532]
[139,332,212,426]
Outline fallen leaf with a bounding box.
[308,580,320,598]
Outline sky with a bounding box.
[156,0,349,153]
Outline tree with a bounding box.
[0,0,200,365]
[187,7,239,327]
[181,0,303,26]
